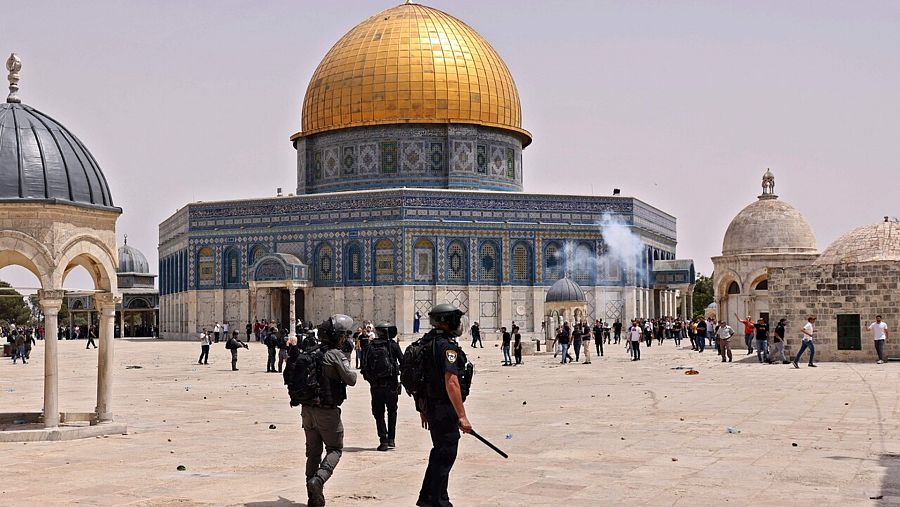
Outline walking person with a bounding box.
[277,330,289,373]
[593,320,604,357]
[245,321,252,342]
[582,323,592,364]
[24,331,35,360]
[771,318,789,364]
[413,311,421,334]
[557,325,571,364]
[629,321,642,361]
[717,320,734,363]
[754,318,770,364]
[213,321,221,343]
[792,316,818,368]
[469,321,483,348]
[500,327,512,366]
[868,315,889,364]
[513,326,523,365]
[12,332,26,364]
[85,325,97,349]
[613,319,622,344]
[361,322,402,451]
[264,327,278,372]
[301,315,357,506]
[572,323,583,362]
[198,328,210,365]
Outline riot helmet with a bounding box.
[428,304,465,336]
[318,314,354,347]
[374,321,398,340]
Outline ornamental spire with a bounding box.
[6,53,21,104]
[759,168,777,200]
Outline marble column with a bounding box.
[288,285,296,341]
[94,293,118,423]
[119,309,125,338]
[38,290,64,428]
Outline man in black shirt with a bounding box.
[771,319,789,364]
[470,322,483,348]
[363,322,403,451]
[500,327,512,366]
[592,320,604,357]
[696,319,707,353]
[754,318,770,364]
[512,325,522,365]
[613,319,622,344]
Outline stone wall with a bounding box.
[770,261,900,361]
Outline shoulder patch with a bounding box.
[445,349,458,363]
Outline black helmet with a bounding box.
[374,321,398,340]
[428,304,465,336]
[318,314,354,346]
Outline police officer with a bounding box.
[303,314,357,507]
[363,322,403,451]
[416,304,473,507]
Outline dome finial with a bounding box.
[759,168,777,200]
[124,233,128,245]
[6,53,21,104]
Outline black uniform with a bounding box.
[264,331,277,372]
[418,330,466,507]
[362,338,403,447]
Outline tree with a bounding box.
[692,274,714,319]
[27,294,69,324]
[0,281,34,326]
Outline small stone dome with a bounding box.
[722,198,817,256]
[545,276,586,303]
[118,242,149,274]
[815,219,900,265]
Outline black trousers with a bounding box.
[198,345,209,364]
[470,335,482,347]
[595,337,604,356]
[632,341,641,360]
[214,332,220,343]
[230,348,238,370]
[514,346,522,364]
[86,336,96,349]
[370,384,399,443]
[266,347,276,372]
[419,401,460,507]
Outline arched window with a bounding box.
[603,256,621,281]
[375,239,394,284]
[479,242,499,282]
[197,247,214,287]
[544,242,561,281]
[316,243,334,283]
[414,238,435,282]
[754,279,768,291]
[224,247,241,285]
[511,242,532,283]
[573,243,593,284]
[248,244,268,266]
[727,281,740,294]
[346,242,363,282]
[447,241,468,283]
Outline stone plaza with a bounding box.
[1,339,898,506]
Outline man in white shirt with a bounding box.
[214,322,221,343]
[629,321,643,361]
[716,321,734,363]
[868,315,889,364]
[198,328,211,365]
[792,316,817,368]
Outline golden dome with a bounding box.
[295,2,530,145]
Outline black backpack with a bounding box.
[364,340,396,382]
[283,345,324,407]
[400,338,430,398]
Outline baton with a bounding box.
[468,429,508,459]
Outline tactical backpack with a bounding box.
[400,338,429,398]
[283,345,324,407]
[364,340,395,382]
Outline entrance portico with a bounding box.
[248,253,310,340]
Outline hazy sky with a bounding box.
[2,0,898,290]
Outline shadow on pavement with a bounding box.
[244,497,305,507]
[877,453,900,500]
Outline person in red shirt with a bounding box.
[735,314,755,355]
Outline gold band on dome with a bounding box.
[298,3,528,145]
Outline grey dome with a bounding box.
[0,102,116,210]
[118,243,149,274]
[545,276,586,303]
